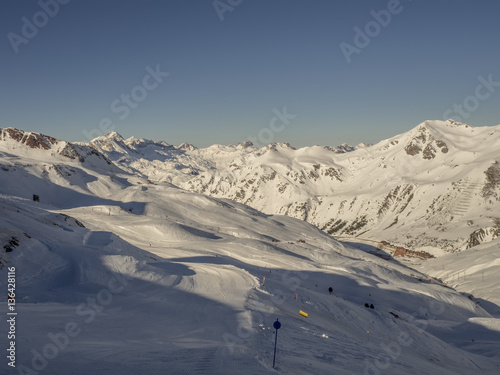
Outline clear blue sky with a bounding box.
[1,0,499,147]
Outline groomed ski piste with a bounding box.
[0,127,499,374]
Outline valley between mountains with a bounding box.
[1,120,499,374]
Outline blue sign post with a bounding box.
[273,318,281,368]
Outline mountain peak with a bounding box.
[417,119,471,132]
[399,122,449,158]
[103,131,125,141]
[268,142,296,150]
[89,131,126,145]
[237,141,254,148]
[445,119,470,127]
[176,142,197,151]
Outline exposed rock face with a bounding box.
[0,128,57,150]
[404,125,449,159]
[324,143,357,153]
[466,227,500,249]
[482,161,500,199]
[405,142,422,156]
[59,143,85,162]
[3,236,19,253]
[0,127,110,164]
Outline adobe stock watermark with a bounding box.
[339,0,411,64]
[7,0,71,54]
[213,0,243,21]
[363,299,445,375]
[17,273,131,375]
[442,74,500,122]
[82,64,169,141]
[247,107,297,148]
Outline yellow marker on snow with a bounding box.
[299,310,308,318]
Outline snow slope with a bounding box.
[0,127,499,374]
[416,238,500,317]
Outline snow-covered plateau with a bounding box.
[0,120,499,374]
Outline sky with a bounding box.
[1,0,500,148]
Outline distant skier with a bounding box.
[328,287,333,294]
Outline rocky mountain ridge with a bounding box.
[1,120,499,252]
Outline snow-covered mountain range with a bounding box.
[73,120,500,253]
[1,121,499,374]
